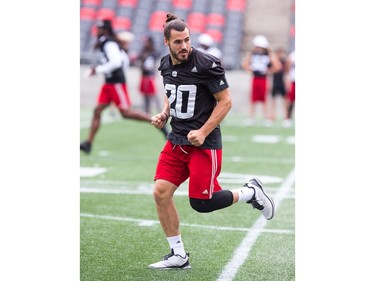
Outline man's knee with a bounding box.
[153,180,175,203]
[189,190,233,213]
[120,108,131,118]
[153,184,167,202]
[94,105,107,116]
[94,107,102,116]
[189,198,212,213]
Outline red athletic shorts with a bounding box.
[154,141,223,199]
[97,83,132,109]
[251,76,267,102]
[139,76,157,96]
[287,82,295,102]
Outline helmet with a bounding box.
[252,35,269,49]
[198,33,214,47]
[117,31,134,42]
[97,19,113,31]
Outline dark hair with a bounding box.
[97,19,115,36]
[140,35,156,55]
[93,19,121,50]
[163,13,188,40]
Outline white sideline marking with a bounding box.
[253,135,280,143]
[80,187,295,199]
[223,134,295,145]
[80,115,118,129]
[227,156,294,164]
[80,187,187,196]
[216,168,295,281]
[80,213,294,235]
[80,167,107,177]
[219,173,282,184]
[286,136,295,144]
[80,173,284,188]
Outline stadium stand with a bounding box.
[289,0,295,52]
[173,0,192,9]
[227,0,246,11]
[80,7,97,20]
[81,0,102,8]
[113,16,132,31]
[172,0,191,24]
[117,0,138,7]
[80,0,294,69]
[101,0,118,9]
[96,7,116,20]
[186,12,206,33]
[149,10,168,31]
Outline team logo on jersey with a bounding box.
[172,71,177,77]
[191,66,198,72]
[212,62,218,68]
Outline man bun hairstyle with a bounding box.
[163,13,188,40]
[166,13,178,23]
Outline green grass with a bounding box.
[80,108,295,281]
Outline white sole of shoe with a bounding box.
[251,178,275,220]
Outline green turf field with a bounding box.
[80,108,295,281]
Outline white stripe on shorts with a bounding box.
[114,83,130,109]
[210,150,217,199]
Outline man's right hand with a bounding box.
[151,113,168,129]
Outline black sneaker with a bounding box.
[80,141,91,154]
[148,249,191,269]
[245,178,275,220]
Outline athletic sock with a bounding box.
[167,234,186,257]
[236,186,255,202]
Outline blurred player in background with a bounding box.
[269,47,287,123]
[196,33,222,60]
[148,13,275,270]
[242,35,281,126]
[283,49,295,127]
[107,30,134,118]
[80,19,168,154]
[137,35,162,114]
[117,30,134,72]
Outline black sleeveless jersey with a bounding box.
[158,48,229,149]
[98,36,125,84]
[250,51,271,77]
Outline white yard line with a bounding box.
[80,117,118,129]
[80,186,295,199]
[216,168,295,281]
[80,108,120,129]
[80,213,294,235]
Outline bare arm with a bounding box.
[95,42,123,74]
[187,88,232,146]
[268,51,282,74]
[241,52,252,72]
[284,53,293,91]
